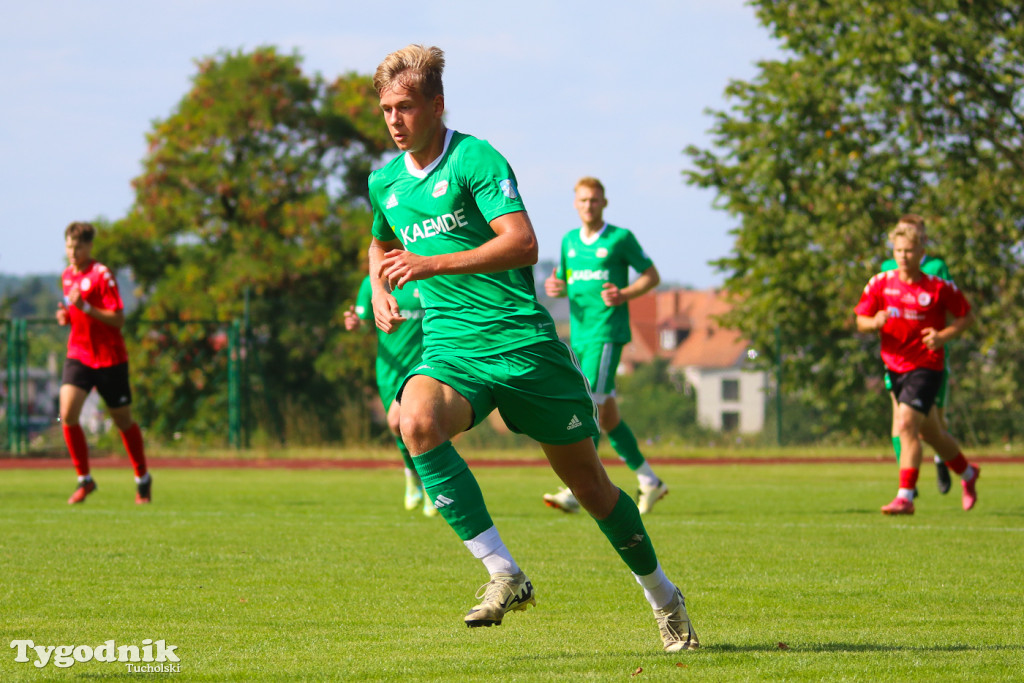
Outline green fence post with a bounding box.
[5,318,13,452]
[775,324,783,447]
[228,319,240,449]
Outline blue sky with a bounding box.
[0,1,780,287]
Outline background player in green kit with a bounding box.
[542,177,668,515]
[879,214,954,495]
[364,44,699,652]
[344,274,436,517]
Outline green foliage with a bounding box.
[686,2,1024,441]
[98,47,391,444]
[615,359,712,444]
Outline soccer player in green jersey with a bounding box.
[344,274,437,517]
[364,44,699,652]
[542,177,668,515]
[879,215,954,495]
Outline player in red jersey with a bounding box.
[56,222,151,505]
[855,222,979,515]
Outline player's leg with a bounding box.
[932,369,952,494]
[882,400,926,515]
[387,400,424,512]
[99,362,150,504]
[59,374,96,504]
[399,372,531,626]
[919,406,980,511]
[601,395,667,514]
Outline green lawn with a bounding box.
[1,462,1022,681]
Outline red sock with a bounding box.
[898,468,919,490]
[120,423,148,478]
[944,453,968,475]
[63,424,90,477]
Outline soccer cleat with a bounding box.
[936,459,952,495]
[68,479,97,505]
[404,476,424,511]
[637,480,669,515]
[654,588,700,652]
[881,496,915,515]
[464,571,536,627]
[422,487,439,518]
[135,475,152,504]
[961,465,980,511]
[543,487,580,513]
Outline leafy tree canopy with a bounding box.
[686,1,1024,442]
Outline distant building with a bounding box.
[621,288,766,434]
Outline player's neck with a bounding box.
[580,220,605,238]
[898,268,922,283]
[407,126,447,170]
[70,259,93,275]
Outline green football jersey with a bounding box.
[354,274,425,376]
[556,224,654,344]
[880,254,951,280]
[368,130,557,358]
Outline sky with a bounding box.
[0,1,781,288]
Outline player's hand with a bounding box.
[343,305,361,332]
[873,310,890,331]
[380,249,433,291]
[66,285,84,309]
[371,291,406,334]
[921,326,944,351]
[545,267,566,297]
[55,302,69,326]
[601,282,626,307]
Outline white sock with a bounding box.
[634,562,677,610]
[464,526,520,576]
[135,472,151,485]
[962,465,976,482]
[404,468,420,485]
[635,462,659,489]
[897,488,915,501]
[78,474,92,483]
[934,455,943,465]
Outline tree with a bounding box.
[685,1,1024,443]
[101,47,392,444]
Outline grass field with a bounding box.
[1,460,1022,681]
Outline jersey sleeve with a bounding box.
[92,264,124,312]
[555,234,569,280]
[621,230,655,273]
[368,172,398,242]
[854,275,882,317]
[940,281,971,318]
[458,139,527,223]
[354,275,373,321]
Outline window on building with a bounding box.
[722,412,740,432]
[722,378,740,401]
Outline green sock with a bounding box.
[891,435,901,464]
[414,441,494,541]
[396,436,416,474]
[594,488,658,576]
[608,421,646,471]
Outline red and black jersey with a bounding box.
[855,270,970,373]
[61,260,128,368]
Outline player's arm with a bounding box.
[369,237,407,334]
[921,310,974,351]
[856,311,888,332]
[65,285,125,329]
[379,210,538,289]
[602,264,660,307]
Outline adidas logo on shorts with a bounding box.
[566,415,582,430]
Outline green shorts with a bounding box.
[376,357,409,409]
[400,339,600,445]
[884,367,949,409]
[571,340,622,401]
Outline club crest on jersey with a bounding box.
[918,292,932,306]
[432,180,449,198]
[385,194,398,209]
[499,179,519,199]
[80,278,92,292]
[596,247,609,258]
[568,249,576,258]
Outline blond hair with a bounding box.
[574,176,605,195]
[889,222,923,247]
[374,44,445,99]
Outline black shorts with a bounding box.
[61,358,133,408]
[888,368,943,416]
